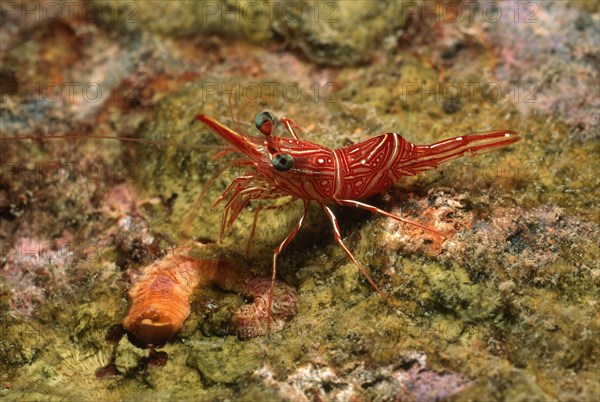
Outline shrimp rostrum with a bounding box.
[196,112,520,324]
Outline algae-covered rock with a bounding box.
[273,0,411,65]
[186,337,260,384]
[93,0,411,65]
[2,1,600,401]
[410,261,502,322]
[0,321,49,369]
[113,337,146,373]
[92,0,273,44]
[71,299,122,352]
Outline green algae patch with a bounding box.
[407,261,503,323]
[273,0,411,65]
[187,337,260,385]
[0,321,51,373]
[93,0,273,44]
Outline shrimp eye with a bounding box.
[255,111,275,136]
[272,153,294,171]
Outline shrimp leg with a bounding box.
[268,199,310,328]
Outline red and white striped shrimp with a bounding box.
[196,112,520,323]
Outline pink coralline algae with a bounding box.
[489,1,599,138]
[382,189,476,256]
[122,246,297,345]
[255,351,471,401]
[382,189,599,281]
[1,238,73,317]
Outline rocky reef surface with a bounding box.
[1,1,598,400]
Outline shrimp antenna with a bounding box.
[236,97,269,134]
[227,85,270,137]
[0,134,224,152]
[227,87,242,134]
